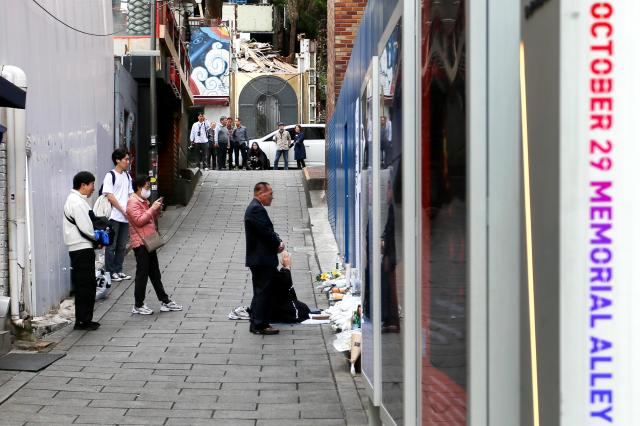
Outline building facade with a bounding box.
[0,0,114,316]
[326,0,367,119]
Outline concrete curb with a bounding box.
[306,189,368,425]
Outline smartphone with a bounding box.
[157,197,164,204]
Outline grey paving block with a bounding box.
[55,390,137,401]
[0,413,78,424]
[39,405,127,416]
[256,421,344,426]
[73,415,167,425]
[0,172,368,425]
[174,400,255,410]
[89,399,172,409]
[126,408,213,418]
[1,402,45,413]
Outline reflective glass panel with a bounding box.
[379,22,404,424]
[421,1,467,424]
[360,78,375,387]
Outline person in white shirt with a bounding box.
[102,148,134,282]
[63,171,100,331]
[190,112,211,170]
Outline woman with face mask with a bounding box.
[247,142,270,170]
[127,175,182,315]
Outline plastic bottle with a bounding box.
[352,306,361,330]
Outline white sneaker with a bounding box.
[234,306,250,319]
[160,301,183,312]
[118,272,132,280]
[110,273,123,282]
[132,305,154,315]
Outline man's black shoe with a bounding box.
[74,321,100,331]
[249,326,280,335]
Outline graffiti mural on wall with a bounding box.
[189,26,231,98]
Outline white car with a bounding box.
[249,124,325,168]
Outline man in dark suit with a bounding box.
[244,182,285,335]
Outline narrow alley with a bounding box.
[0,170,367,426]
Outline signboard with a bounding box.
[561,1,640,424]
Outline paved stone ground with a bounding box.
[0,170,368,425]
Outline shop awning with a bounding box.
[0,76,26,109]
[193,96,230,106]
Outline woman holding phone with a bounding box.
[127,175,182,315]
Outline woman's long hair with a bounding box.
[250,142,262,153]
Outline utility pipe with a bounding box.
[0,65,30,329]
[149,0,158,202]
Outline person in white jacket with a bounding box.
[63,171,100,331]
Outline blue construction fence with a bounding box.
[325,0,399,267]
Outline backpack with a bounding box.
[94,170,130,217]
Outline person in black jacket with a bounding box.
[269,251,311,323]
[293,124,306,169]
[247,142,270,170]
[244,182,285,335]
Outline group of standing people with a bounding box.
[63,148,182,331]
[272,122,307,170]
[62,150,302,335]
[190,113,307,171]
[190,113,251,171]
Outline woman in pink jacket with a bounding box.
[127,175,182,315]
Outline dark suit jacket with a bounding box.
[244,198,281,267]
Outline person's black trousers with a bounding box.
[208,142,217,169]
[133,246,170,308]
[69,248,96,324]
[240,143,248,168]
[227,144,234,169]
[231,142,241,167]
[195,143,208,168]
[217,143,228,169]
[296,159,306,168]
[249,266,276,330]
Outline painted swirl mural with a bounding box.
[189,26,231,98]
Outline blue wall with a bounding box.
[327,0,399,264]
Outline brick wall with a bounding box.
[326,0,367,120]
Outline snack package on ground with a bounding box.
[350,331,362,375]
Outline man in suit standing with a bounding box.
[244,182,284,335]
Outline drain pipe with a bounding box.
[0,65,30,329]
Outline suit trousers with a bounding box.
[69,248,96,324]
[227,143,234,169]
[195,143,208,168]
[207,142,217,169]
[133,246,170,308]
[249,266,276,330]
[217,143,228,169]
